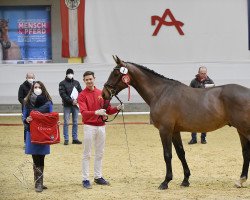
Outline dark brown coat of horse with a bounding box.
[102,56,250,190]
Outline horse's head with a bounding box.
[102,55,131,100]
[0,19,9,37]
[0,19,11,51]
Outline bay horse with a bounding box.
[102,56,250,190]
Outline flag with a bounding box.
[60,0,86,58]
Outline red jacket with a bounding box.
[78,87,118,126]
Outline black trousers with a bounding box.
[32,155,45,167]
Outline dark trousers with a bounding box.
[23,123,28,143]
[191,132,206,140]
[32,155,45,167]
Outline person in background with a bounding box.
[188,66,215,145]
[18,72,35,148]
[59,68,82,145]
[78,71,124,189]
[23,81,56,192]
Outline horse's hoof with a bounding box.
[235,181,242,188]
[235,177,247,188]
[181,181,190,187]
[158,183,168,190]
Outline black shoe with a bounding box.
[94,177,110,185]
[72,139,82,144]
[201,139,207,144]
[188,139,197,145]
[64,140,69,145]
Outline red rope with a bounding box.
[127,84,131,101]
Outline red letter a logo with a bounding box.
[151,9,184,36]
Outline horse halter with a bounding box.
[101,65,129,123]
[104,66,129,99]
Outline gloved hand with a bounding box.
[117,103,124,111]
[95,109,107,116]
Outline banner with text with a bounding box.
[0,6,52,64]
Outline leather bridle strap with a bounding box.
[99,95,123,122]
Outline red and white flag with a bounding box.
[60,0,86,58]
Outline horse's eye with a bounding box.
[113,69,120,76]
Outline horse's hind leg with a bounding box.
[172,132,190,187]
[235,133,250,188]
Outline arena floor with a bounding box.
[0,115,249,200]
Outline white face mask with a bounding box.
[67,74,74,79]
[27,78,34,84]
[34,88,42,96]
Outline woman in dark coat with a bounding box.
[23,81,54,192]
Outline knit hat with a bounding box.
[66,68,74,75]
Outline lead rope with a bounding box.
[121,108,132,167]
[114,95,132,167]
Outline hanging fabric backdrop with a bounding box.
[81,0,248,64]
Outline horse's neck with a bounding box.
[1,32,8,41]
[128,66,166,105]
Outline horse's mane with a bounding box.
[128,62,182,84]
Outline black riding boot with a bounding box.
[35,166,43,192]
[33,165,47,190]
[33,165,38,189]
[41,166,47,189]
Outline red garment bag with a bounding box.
[30,111,60,145]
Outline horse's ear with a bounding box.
[113,55,122,65]
[112,55,122,65]
[115,55,122,65]
[112,55,117,64]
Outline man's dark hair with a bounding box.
[83,71,95,78]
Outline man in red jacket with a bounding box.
[78,71,124,189]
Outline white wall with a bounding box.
[1,61,250,104]
[0,0,250,105]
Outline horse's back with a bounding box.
[221,84,250,105]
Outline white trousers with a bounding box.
[82,125,106,180]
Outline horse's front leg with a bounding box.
[235,134,250,188]
[158,128,173,190]
[172,132,190,187]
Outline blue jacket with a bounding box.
[23,101,53,155]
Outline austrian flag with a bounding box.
[60,0,86,58]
